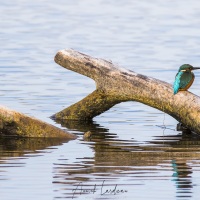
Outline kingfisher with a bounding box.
[173,64,200,94]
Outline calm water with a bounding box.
[1,0,200,199]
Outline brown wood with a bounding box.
[52,49,200,134]
[0,105,76,139]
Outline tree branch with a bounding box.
[52,49,200,134]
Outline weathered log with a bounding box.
[52,49,200,134]
[0,105,76,139]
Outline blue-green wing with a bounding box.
[179,72,194,89]
[173,71,183,94]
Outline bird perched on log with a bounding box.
[173,64,200,94]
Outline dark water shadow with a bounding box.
[54,119,113,140]
[0,137,70,159]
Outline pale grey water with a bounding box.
[1,0,200,199]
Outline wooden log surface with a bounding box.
[0,105,76,139]
[52,49,200,134]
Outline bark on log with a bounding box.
[0,105,76,139]
[52,49,200,134]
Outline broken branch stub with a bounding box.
[52,49,200,134]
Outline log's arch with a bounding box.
[51,49,200,134]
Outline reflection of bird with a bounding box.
[173,64,200,94]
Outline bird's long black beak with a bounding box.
[192,67,200,70]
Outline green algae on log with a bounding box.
[0,105,76,139]
[52,49,200,134]
[53,90,121,121]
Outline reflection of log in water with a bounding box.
[93,137,200,167]
[54,120,200,182]
[53,134,197,198]
[57,120,200,168]
[55,119,109,134]
[55,119,116,140]
[0,137,69,159]
[52,121,199,198]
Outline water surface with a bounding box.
[1,0,200,199]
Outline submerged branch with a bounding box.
[0,105,76,139]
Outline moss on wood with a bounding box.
[52,49,200,134]
[0,106,76,139]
